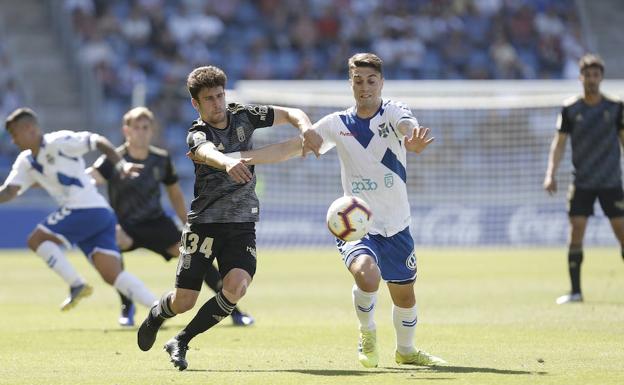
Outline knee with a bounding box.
[172,294,197,314]
[222,270,251,303]
[352,266,380,292]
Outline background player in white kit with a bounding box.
[0,107,157,313]
[207,53,443,367]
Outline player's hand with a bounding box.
[301,129,323,158]
[116,160,143,179]
[225,159,253,183]
[405,126,434,153]
[544,175,557,195]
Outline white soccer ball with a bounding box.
[326,196,372,242]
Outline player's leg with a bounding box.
[29,209,92,310]
[165,223,256,371]
[115,224,136,326]
[597,187,624,261]
[338,238,381,368]
[557,186,593,304]
[137,223,212,355]
[202,260,255,326]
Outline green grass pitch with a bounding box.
[0,247,623,385]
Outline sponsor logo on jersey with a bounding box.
[339,131,354,136]
[236,126,246,142]
[405,252,416,270]
[192,131,207,147]
[351,178,378,193]
[182,254,192,269]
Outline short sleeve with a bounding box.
[162,155,179,185]
[4,153,35,193]
[52,131,98,157]
[187,129,212,154]
[386,101,418,138]
[314,114,337,154]
[557,106,572,133]
[244,105,275,128]
[93,154,114,180]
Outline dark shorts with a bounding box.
[175,222,257,291]
[567,185,624,218]
[121,215,181,261]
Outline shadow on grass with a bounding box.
[180,365,546,377]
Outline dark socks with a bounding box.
[150,291,176,328]
[176,291,235,344]
[568,248,583,294]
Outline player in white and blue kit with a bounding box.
[236,53,444,367]
[0,107,157,314]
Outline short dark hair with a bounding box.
[5,107,38,132]
[579,54,605,74]
[348,53,383,78]
[187,66,227,100]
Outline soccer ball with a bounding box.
[326,196,372,242]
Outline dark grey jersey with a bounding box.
[558,94,624,188]
[186,103,274,224]
[95,145,179,225]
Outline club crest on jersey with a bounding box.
[405,252,416,271]
[384,173,394,188]
[192,131,207,147]
[236,126,246,142]
[377,123,389,138]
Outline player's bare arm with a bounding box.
[165,182,188,223]
[85,166,106,185]
[192,141,253,183]
[398,120,434,154]
[272,106,322,157]
[0,183,19,203]
[544,132,568,195]
[94,136,143,179]
[238,137,305,165]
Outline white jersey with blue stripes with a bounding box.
[316,99,418,237]
[5,130,110,209]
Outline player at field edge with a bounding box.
[136,65,323,371]
[87,106,255,327]
[196,53,445,368]
[0,107,158,313]
[544,53,624,305]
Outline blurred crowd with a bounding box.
[0,40,24,168]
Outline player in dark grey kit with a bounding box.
[136,65,322,370]
[89,107,254,326]
[544,54,624,304]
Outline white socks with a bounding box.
[393,304,417,354]
[35,241,84,287]
[113,271,157,308]
[352,284,377,331]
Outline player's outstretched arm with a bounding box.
[399,120,434,154]
[239,137,306,165]
[190,141,253,183]
[94,135,143,179]
[544,132,568,195]
[272,106,322,157]
[85,166,106,185]
[0,184,19,203]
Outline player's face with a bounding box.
[350,67,383,111]
[7,120,40,151]
[192,86,227,127]
[580,67,603,95]
[123,116,153,149]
